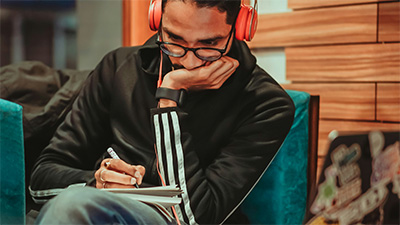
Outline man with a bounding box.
[30,0,295,224]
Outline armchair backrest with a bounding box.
[240,90,319,224]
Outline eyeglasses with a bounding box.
[156,29,233,62]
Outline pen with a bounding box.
[107,147,140,188]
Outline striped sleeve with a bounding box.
[152,110,198,225]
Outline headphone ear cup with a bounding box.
[245,7,257,41]
[235,4,257,41]
[235,5,250,41]
[149,0,162,31]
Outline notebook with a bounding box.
[102,185,182,208]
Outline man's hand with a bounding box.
[95,158,145,189]
[162,56,239,91]
[158,56,239,107]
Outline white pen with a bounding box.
[107,147,140,188]
[107,147,120,159]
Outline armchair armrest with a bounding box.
[0,99,25,224]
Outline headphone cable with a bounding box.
[156,50,182,225]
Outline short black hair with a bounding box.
[162,0,241,25]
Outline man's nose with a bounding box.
[180,50,204,70]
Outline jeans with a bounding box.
[34,186,176,225]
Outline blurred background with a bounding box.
[1,0,123,71]
[1,0,77,69]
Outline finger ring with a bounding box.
[105,160,111,168]
[100,169,106,182]
[103,182,107,189]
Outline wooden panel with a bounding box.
[249,4,377,48]
[317,156,326,183]
[288,0,384,9]
[377,83,400,122]
[318,120,400,157]
[378,2,400,42]
[286,43,400,82]
[122,0,156,46]
[283,83,376,120]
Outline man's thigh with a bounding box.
[34,186,172,225]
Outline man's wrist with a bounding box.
[158,99,178,108]
[155,87,187,107]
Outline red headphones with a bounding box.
[148,0,258,41]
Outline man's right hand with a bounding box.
[161,56,239,92]
[94,159,145,189]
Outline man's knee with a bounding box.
[49,187,103,209]
[36,187,104,224]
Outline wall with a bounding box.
[249,0,400,178]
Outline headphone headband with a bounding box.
[148,0,257,41]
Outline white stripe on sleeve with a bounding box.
[153,114,166,183]
[161,113,184,221]
[171,111,198,225]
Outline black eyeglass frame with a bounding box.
[156,27,234,62]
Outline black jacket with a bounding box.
[30,36,295,224]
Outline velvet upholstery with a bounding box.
[0,99,26,224]
[241,90,309,224]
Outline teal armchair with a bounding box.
[0,88,318,225]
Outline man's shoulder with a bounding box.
[244,65,290,100]
[100,44,157,71]
[248,65,278,86]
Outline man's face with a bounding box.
[161,1,233,70]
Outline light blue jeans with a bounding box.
[34,186,177,225]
